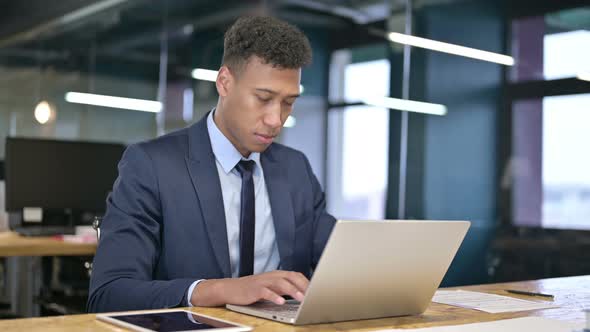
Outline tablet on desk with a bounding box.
[96,309,252,332]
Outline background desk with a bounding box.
[0,231,97,317]
[0,231,96,257]
[0,275,587,331]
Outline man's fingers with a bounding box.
[252,271,309,303]
[259,287,285,305]
[268,278,304,302]
[281,271,309,295]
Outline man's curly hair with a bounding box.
[222,16,312,74]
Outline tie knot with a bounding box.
[236,160,255,176]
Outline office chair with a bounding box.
[92,216,102,241]
[84,216,102,277]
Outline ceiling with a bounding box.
[0,0,393,70]
[0,0,398,107]
[0,0,587,81]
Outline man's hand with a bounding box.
[190,271,309,307]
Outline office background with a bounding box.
[1,0,590,319]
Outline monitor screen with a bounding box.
[5,137,125,213]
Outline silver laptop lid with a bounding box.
[294,220,470,325]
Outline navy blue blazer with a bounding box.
[87,114,336,313]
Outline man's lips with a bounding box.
[255,133,275,144]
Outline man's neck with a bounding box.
[212,106,251,158]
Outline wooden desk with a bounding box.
[0,231,96,257]
[1,275,587,331]
[0,231,96,317]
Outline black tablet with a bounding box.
[96,309,252,332]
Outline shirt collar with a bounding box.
[207,109,260,174]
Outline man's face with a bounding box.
[215,56,301,157]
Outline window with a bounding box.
[510,7,590,82]
[327,52,390,219]
[544,30,590,80]
[508,6,590,230]
[542,94,590,229]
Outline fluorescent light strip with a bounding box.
[65,92,162,113]
[363,96,447,116]
[191,68,218,82]
[284,115,296,128]
[578,72,590,82]
[191,68,305,93]
[387,32,514,66]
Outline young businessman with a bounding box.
[88,16,336,312]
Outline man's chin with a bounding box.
[249,142,272,153]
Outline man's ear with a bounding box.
[216,66,233,97]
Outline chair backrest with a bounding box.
[86,215,103,277]
[92,216,102,241]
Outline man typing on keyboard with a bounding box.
[88,16,336,312]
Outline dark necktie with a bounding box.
[236,160,255,277]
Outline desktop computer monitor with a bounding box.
[4,137,125,232]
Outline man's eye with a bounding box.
[257,96,271,102]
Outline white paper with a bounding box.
[432,290,558,313]
[375,317,582,332]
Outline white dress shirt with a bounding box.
[187,110,280,305]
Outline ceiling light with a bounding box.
[284,115,296,128]
[191,68,306,94]
[191,68,218,82]
[34,101,55,124]
[65,92,162,113]
[182,24,194,35]
[387,32,514,66]
[363,96,447,116]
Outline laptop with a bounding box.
[226,219,470,325]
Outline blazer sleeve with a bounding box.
[301,154,336,269]
[87,144,194,313]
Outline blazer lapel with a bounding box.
[185,116,232,277]
[261,147,295,271]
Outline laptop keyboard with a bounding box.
[248,300,301,319]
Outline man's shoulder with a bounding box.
[266,142,309,167]
[132,126,191,159]
[267,142,305,159]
